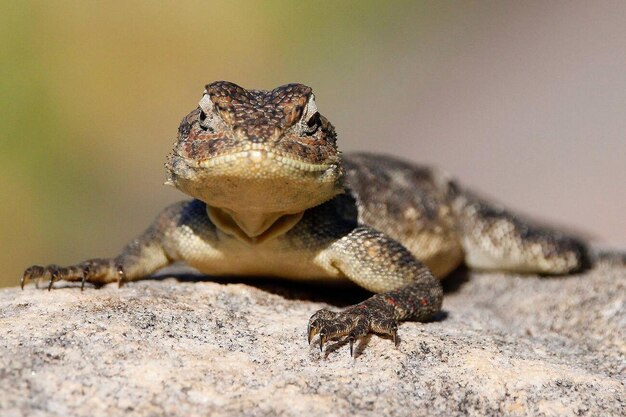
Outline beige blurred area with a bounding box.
[1,1,624,288]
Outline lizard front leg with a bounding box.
[308,227,443,356]
[21,201,191,290]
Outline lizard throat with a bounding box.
[206,206,304,244]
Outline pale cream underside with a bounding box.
[168,224,347,282]
[207,206,304,243]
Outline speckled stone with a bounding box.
[1,264,624,417]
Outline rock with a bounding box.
[0,265,624,417]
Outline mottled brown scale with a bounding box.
[24,81,593,358]
[206,81,312,142]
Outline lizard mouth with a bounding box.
[195,148,335,173]
[165,144,344,213]
[167,145,340,179]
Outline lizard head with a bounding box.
[166,81,344,216]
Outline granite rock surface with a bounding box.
[0,264,624,417]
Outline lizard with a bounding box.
[22,81,590,356]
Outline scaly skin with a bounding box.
[23,81,590,356]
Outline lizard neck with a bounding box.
[206,206,304,244]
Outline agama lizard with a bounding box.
[22,81,590,356]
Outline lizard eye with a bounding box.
[198,110,209,131]
[198,94,215,132]
[198,109,215,133]
[305,112,321,135]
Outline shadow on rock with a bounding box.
[149,265,371,308]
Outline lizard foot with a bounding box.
[307,301,398,357]
[22,259,125,291]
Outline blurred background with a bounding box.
[1,1,625,288]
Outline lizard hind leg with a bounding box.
[454,193,590,275]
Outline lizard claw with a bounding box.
[117,264,126,288]
[81,267,89,291]
[307,321,314,344]
[307,309,338,353]
[349,336,355,357]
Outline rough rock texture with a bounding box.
[1,264,624,417]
